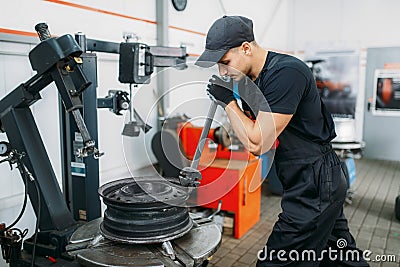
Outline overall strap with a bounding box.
[320,100,336,139]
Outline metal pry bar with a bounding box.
[179,94,218,187]
[191,96,218,170]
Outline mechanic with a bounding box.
[195,15,369,266]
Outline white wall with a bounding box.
[289,0,400,52]
[168,0,291,53]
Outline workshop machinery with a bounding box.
[179,122,262,238]
[0,24,221,266]
[0,23,101,266]
[151,115,255,180]
[67,99,222,266]
[63,30,187,222]
[152,113,263,238]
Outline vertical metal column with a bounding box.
[59,34,101,221]
[81,54,101,221]
[156,0,170,130]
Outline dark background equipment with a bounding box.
[306,58,356,117]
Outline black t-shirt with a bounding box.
[250,51,336,145]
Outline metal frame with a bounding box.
[59,50,101,222]
[61,33,187,222]
[0,33,101,261]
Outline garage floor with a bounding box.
[207,159,400,267]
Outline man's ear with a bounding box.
[241,42,252,55]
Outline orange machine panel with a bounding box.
[178,124,255,161]
[197,159,262,239]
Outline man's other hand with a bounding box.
[207,75,236,107]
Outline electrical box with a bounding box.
[119,43,153,84]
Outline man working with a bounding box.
[195,15,368,266]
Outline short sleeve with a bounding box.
[260,67,307,114]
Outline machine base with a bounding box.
[66,213,221,267]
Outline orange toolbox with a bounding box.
[179,124,262,239]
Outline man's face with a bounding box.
[217,47,249,81]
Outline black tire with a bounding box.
[396,195,400,221]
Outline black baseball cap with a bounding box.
[195,15,254,68]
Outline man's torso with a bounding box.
[253,51,336,153]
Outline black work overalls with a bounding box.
[256,55,369,267]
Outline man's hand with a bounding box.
[207,75,236,107]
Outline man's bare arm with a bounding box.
[224,101,292,155]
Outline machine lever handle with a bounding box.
[34,23,51,41]
[179,95,218,187]
[190,98,218,170]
